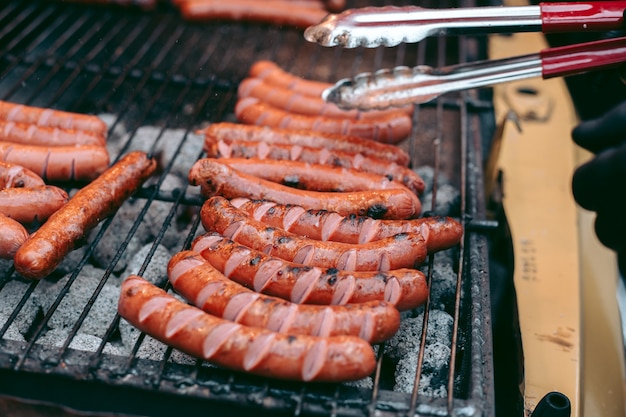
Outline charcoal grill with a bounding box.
[0,0,497,415]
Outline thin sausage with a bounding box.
[188,158,421,219]
[192,232,429,311]
[201,196,428,271]
[230,197,463,252]
[0,141,110,182]
[201,122,410,166]
[0,213,28,259]
[238,77,412,120]
[14,151,156,280]
[178,1,329,29]
[248,60,332,98]
[235,97,412,144]
[0,101,107,136]
[217,157,412,193]
[0,185,69,224]
[118,275,377,382]
[205,139,425,195]
[0,121,106,147]
[0,161,45,189]
[168,250,400,343]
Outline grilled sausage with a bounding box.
[0,101,107,135]
[230,197,463,252]
[205,139,425,195]
[0,121,106,147]
[118,275,377,382]
[238,77,412,120]
[248,60,332,98]
[188,158,421,220]
[178,0,329,29]
[0,185,69,224]
[192,232,429,311]
[201,122,411,166]
[0,141,110,182]
[235,97,412,144]
[217,157,413,194]
[0,213,29,259]
[14,151,156,280]
[201,196,428,271]
[168,251,400,343]
[0,161,45,189]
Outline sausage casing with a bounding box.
[168,251,400,343]
[0,185,69,224]
[118,275,377,382]
[0,121,105,147]
[0,161,45,189]
[0,213,28,259]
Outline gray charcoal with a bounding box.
[420,184,461,216]
[421,252,458,313]
[123,243,172,285]
[343,377,373,390]
[414,166,434,195]
[0,313,26,342]
[385,310,453,361]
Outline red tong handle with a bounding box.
[541,35,626,78]
[541,1,626,32]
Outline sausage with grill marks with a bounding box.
[0,185,69,225]
[192,232,429,311]
[0,101,107,136]
[0,161,45,189]
[248,60,331,98]
[168,251,400,343]
[0,141,110,182]
[230,197,463,252]
[188,158,420,220]
[204,139,425,195]
[201,122,411,166]
[118,275,377,382]
[201,196,428,271]
[235,97,412,144]
[218,157,413,194]
[0,213,29,259]
[0,121,106,147]
[14,151,156,280]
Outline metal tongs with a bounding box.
[304,1,626,110]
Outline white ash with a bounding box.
[0,277,48,337]
[35,329,125,357]
[343,377,373,390]
[414,166,435,196]
[385,310,454,362]
[420,184,461,217]
[419,249,459,314]
[122,243,172,286]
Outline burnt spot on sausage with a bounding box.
[249,255,262,266]
[325,268,339,286]
[385,174,394,181]
[266,206,276,215]
[282,175,302,189]
[286,335,298,344]
[367,204,389,219]
[393,233,409,241]
[277,236,291,244]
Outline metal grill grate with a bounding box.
[0,1,496,416]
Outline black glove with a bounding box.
[572,101,626,276]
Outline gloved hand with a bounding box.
[571,100,626,276]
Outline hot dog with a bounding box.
[217,157,413,194]
[0,141,110,182]
[0,161,45,189]
[188,158,421,219]
[168,251,400,343]
[0,121,106,147]
[178,0,329,29]
[0,213,28,259]
[0,185,69,224]
[192,232,429,311]
[14,151,156,280]
[205,139,425,195]
[230,197,463,252]
[201,122,411,166]
[238,77,412,120]
[235,97,412,144]
[201,196,428,271]
[0,101,107,135]
[118,275,377,382]
[248,60,333,98]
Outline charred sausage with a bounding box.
[235,97,412,144]
[14,151,156,280]
[0,121,106,147]
[204,139,425,195]
[0,161,45,189]
[230,197,463,252]
[188,158,421,220]
[248,60,332,98]
[118,274,377,382]
[0,185,69,224]
[168,250,400,343]
[201,122,411,166]
[0,141,110,182]
[0,213,28,259]
[201,196,428,271]
[217,157,413,193]
[192,232,429,311]
[0,101,107,135]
